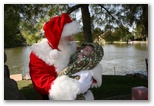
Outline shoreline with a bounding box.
[113,41,148,44]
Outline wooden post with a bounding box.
[114,67,116,75]
[145,58,148,75]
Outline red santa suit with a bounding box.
[29,13,103,100]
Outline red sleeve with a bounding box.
[29,52,57,94]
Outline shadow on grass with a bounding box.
[17,75,148,100]
[17,80,40,100]
[92,75,148,100]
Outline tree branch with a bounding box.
[67,4,82,14]
[97,4,116,20]
[98,4,123,25]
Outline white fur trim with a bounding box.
[61,21,80,37]
[31,38,77,74]
[48,75,80,100]
[49,49,59,60]
[31,38,55,66]
[90,64,103,88]
[85,90,94,100]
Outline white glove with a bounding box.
[72,71,93,94]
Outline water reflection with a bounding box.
[101,43,148,75]
[5,46,31,75]
[4,43,148,75]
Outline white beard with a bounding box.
[54,38,77,73]
[31,38,77,74]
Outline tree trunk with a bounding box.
[142,4,148,37]
[81,4,92,42]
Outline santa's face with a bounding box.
[58,35,77,52]
[64,36,74,41]
[60,35,75,45]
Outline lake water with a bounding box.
[4,43,148,76]
[100,43,148,75]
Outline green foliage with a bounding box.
[74,27,103,45]
[20,18,45,45]
[4,5,24,48]
[4,5,20,36]
[92,27,105,45]
[112,25,130,41]
[121,4,148,36]
[21,30,44,45]
[100,25,132,43]
[4,4,148,47]
[73,32,84,45]
[124,34,134,42]
[101,30,114,43]
[92,27,102,40]
[132,24,146,40]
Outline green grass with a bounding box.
[17,80,40,100]
[92,75,148,99]
[17,75,148,100]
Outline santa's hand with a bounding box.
[49,49,60,60]
[73,71,92,94]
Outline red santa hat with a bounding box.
[43,13,79,49]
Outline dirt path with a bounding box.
[10,74,22,81]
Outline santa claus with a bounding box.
[29,13,103,100]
